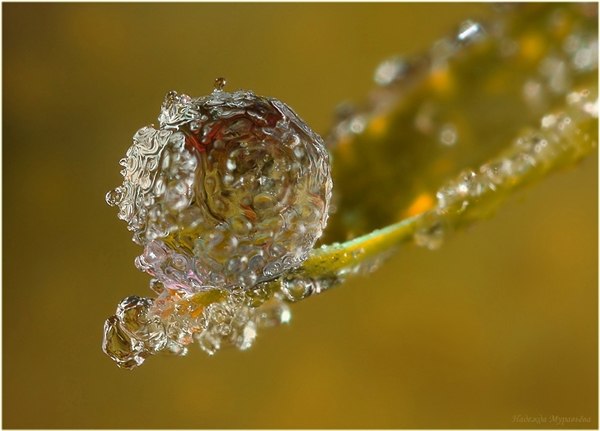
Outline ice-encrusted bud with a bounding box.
[106,86,332,294]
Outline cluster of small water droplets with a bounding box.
[519,16,598,113]
[102,287,294,368]
[326,4,596,252]
[331,19,487,147]
[193,289,291,356]
[422,8,596,253]
[414,87,597,250]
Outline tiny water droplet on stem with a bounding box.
[214,77,227,92]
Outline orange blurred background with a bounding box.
[3,3,597,428]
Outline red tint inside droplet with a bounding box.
[183,103,282,156]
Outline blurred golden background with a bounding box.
[3,3,597,429]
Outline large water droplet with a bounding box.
[106,89,332,295]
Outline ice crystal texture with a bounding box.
[104,86,332,368]
[107,89,331,294]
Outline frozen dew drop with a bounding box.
[115,295,168,354]
[116,296,153,331]
[102,316,147,370]
[522,79,545,109]
[541,114,558,129]
[348,115,367,134]
[374,56,408,86]
[196,330,221,356]
[414,220,446,251]
[439,123,458,146]
[213,77,227,92]
[162,339,189,356]
[107,88,331,293]
[237,320,257,350]
[256,300,292,327]
[105,187,123,207]
[280,277,314,302]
